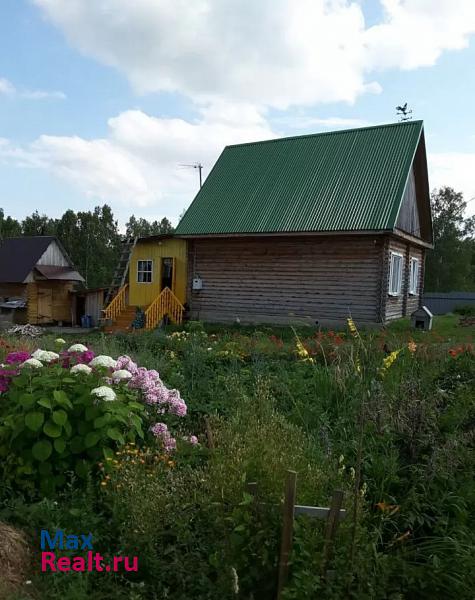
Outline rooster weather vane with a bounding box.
[396,103,413,122]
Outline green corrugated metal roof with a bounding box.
[175,120,424,235]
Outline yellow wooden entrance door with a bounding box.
[160,257,176,293]
[38,287,53,323]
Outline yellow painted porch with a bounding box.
[128,237,187,307]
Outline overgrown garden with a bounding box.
[0,316,474,599]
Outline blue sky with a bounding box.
[1,0,475,226]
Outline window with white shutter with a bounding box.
[388,252,403,296]
[409,257,419,295]
[137,260,153,283]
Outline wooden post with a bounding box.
[321,490,344,580]
[247,481,258,500]
[277,470,297,600]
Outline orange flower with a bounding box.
[407,340,417,354]
[394,530,411,544]
[376,502,400,515]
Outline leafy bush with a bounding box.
[0,344,191,496]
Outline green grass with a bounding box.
[386,314,474,343]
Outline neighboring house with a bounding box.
[105,120,432,328]
[175,120,433,325]
[0,236,84,325]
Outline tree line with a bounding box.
[0,186,474,292]
[0,206,173,289]
[425,187,474,292]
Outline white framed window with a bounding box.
[388,252,403,296]
[409,257,419,295]
[137,260,153,283]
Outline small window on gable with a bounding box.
[388,252,403,296]
[137,260,153,283]
[409,257,419,295]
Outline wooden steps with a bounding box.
[104,306,138,333]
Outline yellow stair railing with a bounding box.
[145,287,184,330]
[103,284,128,321]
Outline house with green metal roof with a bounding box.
[174,120,432,325]
[104,120,433,330]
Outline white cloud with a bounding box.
[3,104,475,222]
[21,90,66,100]
[0,103,276,220]
[33,0,475,109]
[0,76,65,100]
[429,153,475,207]
[0,78,16,95]
[366,0,475,71]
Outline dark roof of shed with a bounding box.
[0,236,57,282]
[0,236,78,283]
[175,120,426,236]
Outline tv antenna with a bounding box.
[179,162,203,188]
[396,102,413,121]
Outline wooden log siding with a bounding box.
[188,236,386,325]
[384,238,425,322]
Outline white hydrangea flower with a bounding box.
[91,386,117,402]
[55,338,66,345]
[112,369,132,382]
[21,358,43,369]
[89,355,117,369]
[68,343,89,353]
[32,350,59,363]
[71,364,92,375]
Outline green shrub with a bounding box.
[0,363,146,496]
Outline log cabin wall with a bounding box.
[187,235,387,325]
[384,237,425,322]
[0,283,27,300]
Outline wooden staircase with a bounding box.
[102,286,185,333]
[105,306,137,333]
[145,287,184,329]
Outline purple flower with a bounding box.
[5,351,31,364]
[183,435,199,446]
[76,350,95,364]
[150,422,177,453]
[151,422,168,437]
[61,349,95,368]
[116,355,138,375]
[167,389,187,417]
[0,364,20,393]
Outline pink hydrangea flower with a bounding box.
[150,422,177,452]
[116,355,138,374]
[183,435,199,446]
[167,389,187,416]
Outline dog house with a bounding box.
[411,306,433,331]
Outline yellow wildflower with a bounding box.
[293,331,315,364]
[347,317,359,339]
[379,349,402,377]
